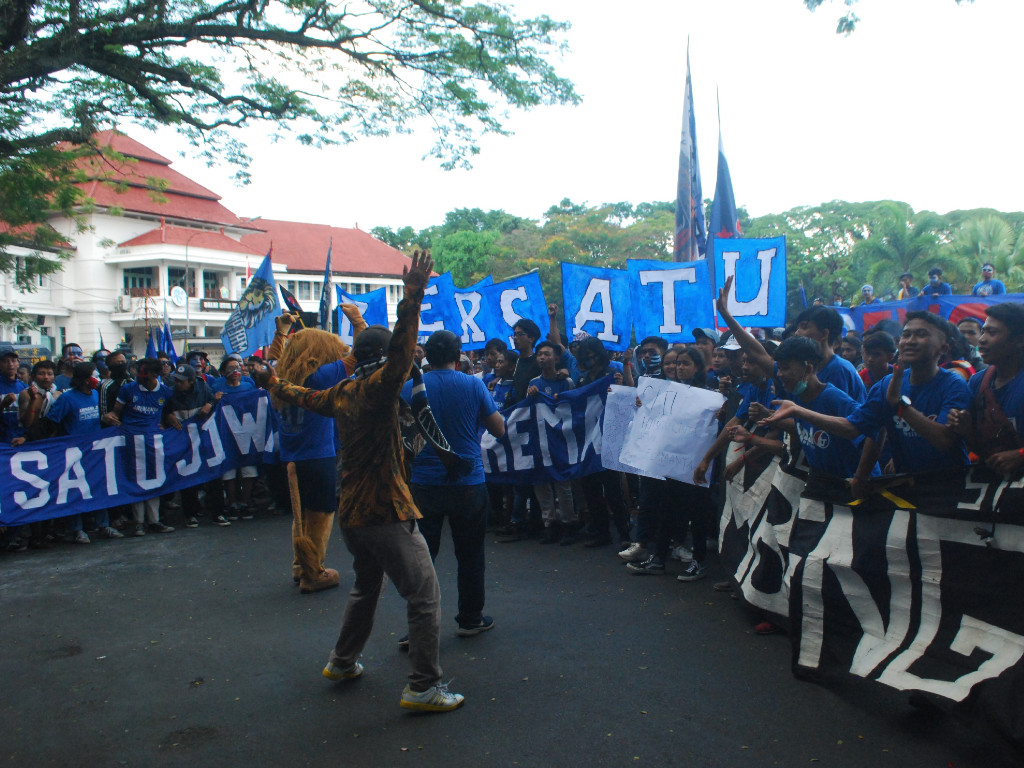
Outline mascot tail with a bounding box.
[287,461,340,594]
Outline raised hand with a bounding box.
[547,302,559,319]
[276,312,297,334]
[886,364,904,410]
[403,250,434,290]
[716,275,734,319]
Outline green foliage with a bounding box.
[376,196,1024,322]
[803,0,973,35]
[0,0,579,323]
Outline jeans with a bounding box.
[329,520,442,691]
[411,483,488,627]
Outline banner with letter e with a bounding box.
[713,237,787,328]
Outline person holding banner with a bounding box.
[103,358,177,537]
[948,302,1024,477]
[0,346,27,444]
[764,312,971,480]
[261,251,466,713]
[16,360,59,442]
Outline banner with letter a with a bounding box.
[713,236,787,328]
[561,263,633,352]
[627,259,714,344]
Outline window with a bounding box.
[123,267,154,291]
[297,281,312,301]
[286,280,297,296]
[16,326,30,344]
[203,271,220,298]
[168,267,197,295]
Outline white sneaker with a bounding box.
[73,531,90,545]
[322,661,363,681]
[100,526,124,540]
[618,542,648,562]
[400,682,465,712]
[670,545,693,563]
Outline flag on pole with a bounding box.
[318,239,333,331]
[707,106,741,289]
[145,326,158,359]
[673,42,706,262]
[221,250,281,356]
[279,285,303,316]
[162,319,178,364]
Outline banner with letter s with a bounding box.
[0,390,278,526]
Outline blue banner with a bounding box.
[482,376,612,485]
[713,236,788,328]
[0,390,278,526]
[627,258,714,343]
[335,285,389,346]
[450,276,494,350]
[560,263,633,352]
[418,272,458,342]
[477,272,550,350]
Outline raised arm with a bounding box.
[762,399,862,441]
[716,275,775,378]
[340,302,367,373]
[547,302,563,347]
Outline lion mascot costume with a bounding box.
[267,305,364,593]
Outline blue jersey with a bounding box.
[972,279,1006,297]
[564,351,622,386]
[529,374,574,398]
[847,367,970,473]
[818,354,867,403]
[46,389,101,435]
[211,377,257,396]
[402,370,497,486]
[735,379,775,422]
[491,378,515,410]
[278,360,348,462]
[0,376,26,443]
[116,380,172,430]
[795,384,876,478]
[969,366,1024,444]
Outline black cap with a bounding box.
[172,363,196,382]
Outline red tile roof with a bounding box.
[0,221,74,252]
[119,224,263,255]
[69,130,258,230]
[240,220,410,278]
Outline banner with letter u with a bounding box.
[0,390,278,526]
[713,236,787,328]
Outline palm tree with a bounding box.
[945,214,1023,292]
[854,202,945,301]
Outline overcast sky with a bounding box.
[149,0,1024,232]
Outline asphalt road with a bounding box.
[2,514,1019,768]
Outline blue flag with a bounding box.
[419,272,458,342]
[335,285,389,346]
[450,276,494,350]
[708,132,740,289]
[145,327,158,359]
[712,237,788,328]
[627,259,714,343]
[673,45,706,262]
[318,241,333,331]
[560,262,633,352]
[162,320,178,364]
[222,251,281,356]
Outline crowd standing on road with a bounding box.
[2,258,1024,717]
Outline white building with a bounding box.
[0,131,410,362]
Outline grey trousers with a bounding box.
[329,520,443,691]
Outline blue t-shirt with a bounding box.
[278,360,348,462]
[529,374,574,398]
[818,354,867,403]
[0,376,26,443]
[735,379,775,422]
[402,369,498,486]
[491,378,515,410]
[972,279,1006,297]
[796,384,876,478]
[116,380,173,430]
[921,282,952,297]
[46,389,101,435]
[53,374,73,392]
[969,366,1024,444]
[847,367,970,473]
